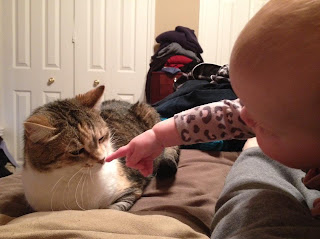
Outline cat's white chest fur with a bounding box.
[22,160,130,211]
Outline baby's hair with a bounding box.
[230,0,320,134]
[231,0,320,71]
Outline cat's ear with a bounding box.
[24,115,57,143]
[75,85,105,111]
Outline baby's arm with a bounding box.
[105,99,254,176]
[174,98,255,144]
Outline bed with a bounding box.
[0,149,240,239]
[0,70,242,238]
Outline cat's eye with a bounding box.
[99,136,106,143]
[70,148,85,156]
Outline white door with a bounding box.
[1,0,74,164]
[1,0,155,164]
[74,0,153,103]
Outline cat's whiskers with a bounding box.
[67,167,84,188]
[110,135,120,143]
[50,175,65,211]
[112,136,126,146]
[85,168,90,209]
[109,131,116,141]
[80,168,89,209]
[110,138,123,149]
[75,169,86,210]
[109,132,119,144]
[89,167,94,184]
[63,184,71,210]
[63,167,84,210]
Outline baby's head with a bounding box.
[230,0,320,168]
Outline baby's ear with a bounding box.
[24,115,57,143]
[75,85,105,111]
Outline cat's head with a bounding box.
[24,86,111,172]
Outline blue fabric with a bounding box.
[161,67,181,75]
[181,141,224,151]
[154,80,237,118]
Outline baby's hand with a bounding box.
[105,129,164,177]
[242,137,259,151]
[303,168,320,217]
[311,198,320,217]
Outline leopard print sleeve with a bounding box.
[174,98,255,144]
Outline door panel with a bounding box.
[75,0,150,103]
[2,0,74,164]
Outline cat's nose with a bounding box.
[97,158,105,164]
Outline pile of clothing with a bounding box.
[145,26,204,103]
[144,26,244,152]
[153,65,246,152]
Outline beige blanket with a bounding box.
[0,149,239,239]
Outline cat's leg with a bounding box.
[107,188,143,211]
[154,146,180,178]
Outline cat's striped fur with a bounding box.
[22,86,179,211]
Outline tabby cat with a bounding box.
[22,86,179,211]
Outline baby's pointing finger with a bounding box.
[105,145,130,162]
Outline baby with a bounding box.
[106,0,320,215]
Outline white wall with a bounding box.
[199,0,269,65]
[0,0,4,137]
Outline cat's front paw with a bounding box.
[156,159,178,178]
[155,146,180,179]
